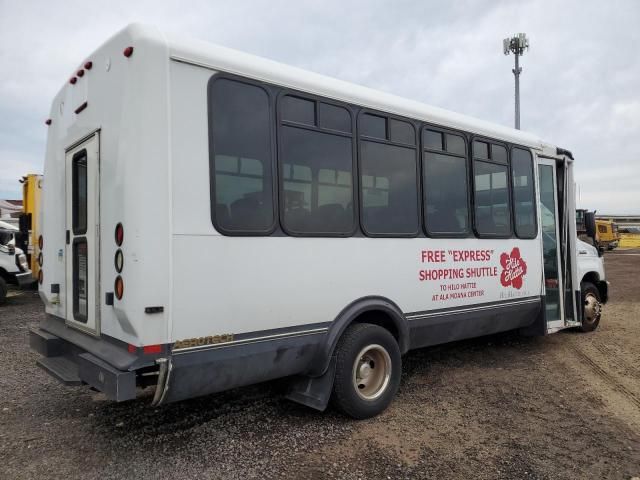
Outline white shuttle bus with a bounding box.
[31,24,607,418]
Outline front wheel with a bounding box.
[331,323,401,419]
[579,282,601,332]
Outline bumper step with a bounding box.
[37,356,82,385]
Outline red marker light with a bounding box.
[69,77,77,85]
[115,223,124,246]
[77,69,84,77]
[143,345,162,355]
[45,119,52,125]
[84,61,93,70]
[123,46,134,58]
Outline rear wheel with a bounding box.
[331,323,401,419]
[579,282,601,332]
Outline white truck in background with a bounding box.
[0,220,33,304]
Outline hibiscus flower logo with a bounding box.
[500,247,527,289]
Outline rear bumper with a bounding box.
[29,315,159,402]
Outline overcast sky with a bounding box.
[0,0,638,213]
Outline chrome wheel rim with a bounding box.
[352,344,392,401]
[584,293,601,324]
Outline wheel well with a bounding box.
[581,271,600,287]
[581,271,608,304]
[351,310,400,345]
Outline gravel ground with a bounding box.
[1,252,639,479]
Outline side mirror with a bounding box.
[584,211,596,239]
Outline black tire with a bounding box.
[331,323,401,419]
[0,277,7,306]
[579,281,601,332]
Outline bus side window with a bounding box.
[472,141,512,237]
[359,115,419,237]
[209,78,275,234]
[279,97,355,235]
[423,130,469,236]
[511,147,537,238]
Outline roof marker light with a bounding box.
[69,77,77,85]
[45,119,52,125]
[77,69,84,77]
[84,61,93,70]
[123,46,134,58]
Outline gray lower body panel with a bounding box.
[160,331,326,404]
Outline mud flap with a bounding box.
[285,356,337,411]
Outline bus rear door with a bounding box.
[65,133,100,335]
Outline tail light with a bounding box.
[38,270,43,285]
[38,235,43,249]
[38,253,43,267]
[114,276,124,300]
[115,223,123,246]
[114,249,123,273]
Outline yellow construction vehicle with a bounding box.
[17,174,43,277]
[595,219,620,250]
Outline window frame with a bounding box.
[276,89,358,237]
[421,124,472,238]
[207,74,279,236]
[470,135,514,239]
[357,109,421,238]
[509,145,538,240]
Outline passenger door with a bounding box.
[537,159,564,331]
[65,133,100,335]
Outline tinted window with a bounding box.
[280,126,354,234]
[424,130,443,150]
[72,239,88,323]
[424,152,469,234]
[319,103,351,133]
[474,161,511,236]
[446,134,465,155]
[281,95,315,126]
[473,140,489,159]
[210,79,275,233]
[360,141,418,235]
[389,119,415,145]
[72,150,87,235]
[360,114,386,139]
[511,148,536,238]
[492,144,507,163]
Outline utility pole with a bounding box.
[503,33,529,130]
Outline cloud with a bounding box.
[0,0,638,212]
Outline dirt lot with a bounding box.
[1,252,639,479]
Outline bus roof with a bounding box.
[158,25,552,151]
[67,24,557,153]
